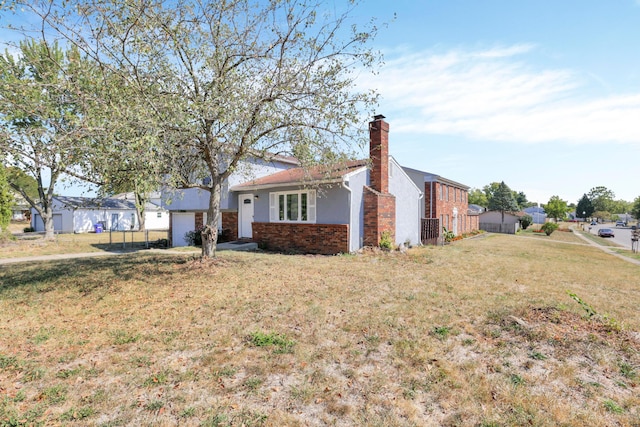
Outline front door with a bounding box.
[239,194,254,239]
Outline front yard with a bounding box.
[1,233,638,426]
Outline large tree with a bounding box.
[0,40,97,239]
[631,196,640,223]
[587,186,615,214]
[576,194,594,220]
[543,195,568,222]
[487,181,519,223]
[16,0,381,257]
[0,163,13,233]
[468,187,488,207]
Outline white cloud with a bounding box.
[360,44,640,145]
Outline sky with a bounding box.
[351,0,640,206]
[2,1,640,206]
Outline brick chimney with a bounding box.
[369,114,389,193]
[363,114,396,247]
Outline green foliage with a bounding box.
[576,194,594,219]
[488,181,519,222]
[603,399,624,414]
[587,186,616,213]
[5,167,38,201]
[467,188,488,207]
[442,227,455,243]
[540,222,558,236]
[543,196,568,221]
[631,196,640,222]
[379,231,394,249]
[519,214,533,230]
[0,165,12,232]
[247,331,295,354]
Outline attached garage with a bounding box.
[171,213,195,247]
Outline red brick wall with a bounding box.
[195,212,204,229]
[363,186,396,247]
[424,182,477,234]
[221,211,238,241]
[369,117,389,194]
[253,222,349,254]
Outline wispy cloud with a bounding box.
[360,44,640,145]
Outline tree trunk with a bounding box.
[201,179,222,258]
[135,192,146,231]
[43,205,55,241]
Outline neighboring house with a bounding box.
[523,206,547,224]
[10,192,31,221]
[468,204,486,215]
[403,168,479,236]
[111,191,170,230]
[31,196,168,233]
[479,210,525,234]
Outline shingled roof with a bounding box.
[230,159,368,191]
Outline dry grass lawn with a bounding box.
[1,232,639,426]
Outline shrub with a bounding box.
[442,227,455,243]
[23,226,35,232]
[379,231,393,249]
[520,214,533,230]
[540,222,559,236]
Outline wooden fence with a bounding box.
[479,222,519,234]
[421,218,440,245]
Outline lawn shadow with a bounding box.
[0,253,189,295]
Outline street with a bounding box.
[581,222,635,250]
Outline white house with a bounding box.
[31,196,169,233]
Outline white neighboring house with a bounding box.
[31,196,169,233]
[110,191,170,230]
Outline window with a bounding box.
[439,185,443,200]
[446,185,449,201]
[269,190,316,223]
[157,212,162,218]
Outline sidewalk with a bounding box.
[0,241,258,266]
[571,226,640,267]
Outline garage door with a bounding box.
[171,213,195,247]
[33,214,63,232]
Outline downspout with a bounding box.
[342,180,353,252]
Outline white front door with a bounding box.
[239,194,254,239]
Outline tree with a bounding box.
[520,214,533,230]
[18,0,381,257]
[6,166,39,201]
[631,196,640,222]
[543,196,568,222]
[0,164,13,233]
[576,194,594,220]
[468,188,488,207]
[587,186,615,214]
[0,39,97,240]
[487,181,519,223]
[515,191,535,209]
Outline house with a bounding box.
[10,192,31,221]
[479,210,525,234]
[162,154,300,247]
[31,196,168,233]
[165,115,426,253]
[403,168,479,237]
[523,206,547,224]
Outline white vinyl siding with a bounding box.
[269,190,316,223]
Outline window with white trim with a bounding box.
[269,190,316,223]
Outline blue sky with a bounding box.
[354,0,640,205]
[2,1,640,206]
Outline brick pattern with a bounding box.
[221,211,238,241]
[363,186,396,247]
[195,212,204,229]
[253,222,349,255]
[424,182,478,235]
[369,118,390,194]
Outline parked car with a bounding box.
[598,228,615,238]
[615,220,625,227]
[590,220,597,226]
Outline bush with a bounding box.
[23,226,35,232]
[540,222,559,236]
[379,231,393,249]
[520,214,533,230]
[184,226,204,246]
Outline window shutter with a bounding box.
[308,191,316,222]
[269,193,276,222]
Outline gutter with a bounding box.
[342,180,353,252]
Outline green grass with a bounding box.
[0,234,638,426]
